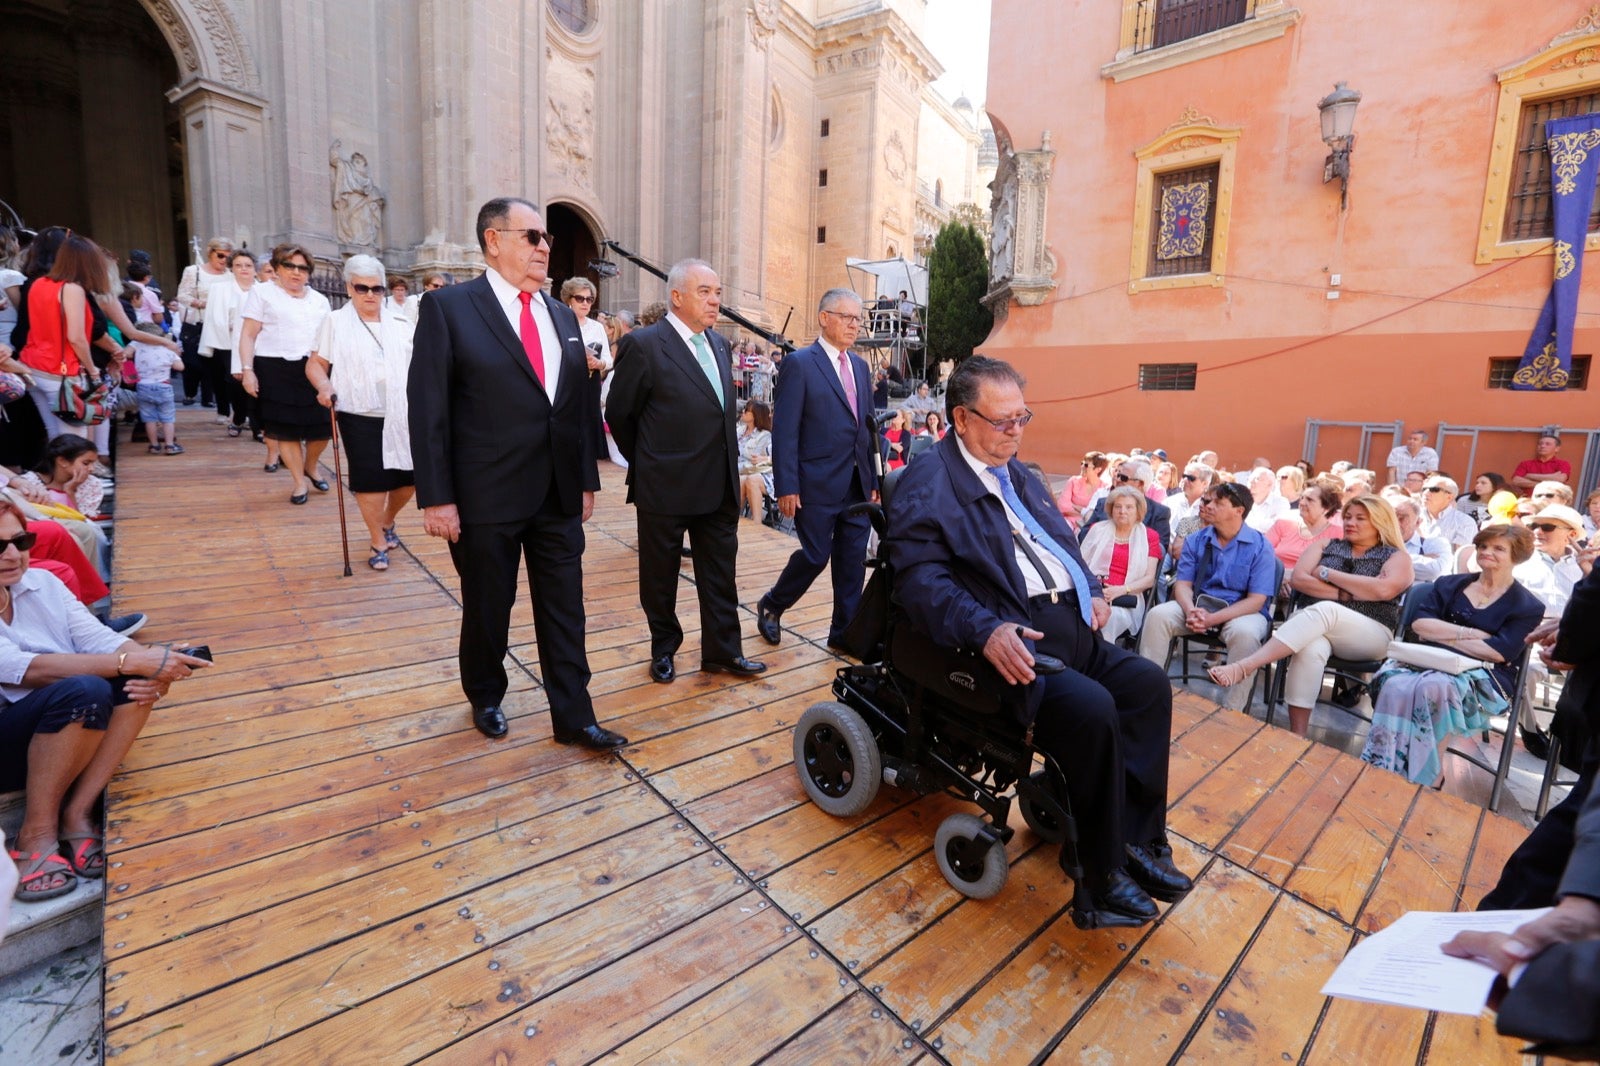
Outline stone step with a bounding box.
[0,790,104,982]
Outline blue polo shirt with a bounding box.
[1175,524,1277,619]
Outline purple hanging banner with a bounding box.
[1512,112,1600,391]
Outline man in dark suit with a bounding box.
[607,259,766,684]
[756,288,878,650]
[886,356,1191,927]
[408,196,626,749]
[1079,457,1172,551]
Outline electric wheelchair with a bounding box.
[790,470,1114,928]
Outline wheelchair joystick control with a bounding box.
[1032,653,1066,675]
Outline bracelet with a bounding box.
[117,651,128,675]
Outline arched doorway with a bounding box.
[0,1,188,288]
[545,202,602,304]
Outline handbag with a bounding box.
[1384,640,1484,676]
[49,284,112,426]
[0,372,27,405]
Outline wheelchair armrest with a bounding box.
[846,500,886,537]
[1033,652,1065,676]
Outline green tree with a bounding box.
[925,221,994,366]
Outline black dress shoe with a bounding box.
[756,598,782,645]
[1520,724,1552,761]
[1092,868,1159,921]
[1125,839,1194,902]
[553,723,629,750]
[650,655,675,683]
[702,656,767,676]
[311,478,331,493]
[289,491,309,505]
[472,704,509,738]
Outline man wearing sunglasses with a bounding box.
[887,356,1190,927]
[1419,475,1476,549]
[408,196,625,750]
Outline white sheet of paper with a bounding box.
[1320,908,1550,1016]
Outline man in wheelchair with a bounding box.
[885,356,1192,925]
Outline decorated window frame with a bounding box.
[1128,111,1240,293]
[1476,16,1600,263]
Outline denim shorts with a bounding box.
[137,381,176,423]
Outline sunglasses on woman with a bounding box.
[0,532,38,553]
[349,283,385,295]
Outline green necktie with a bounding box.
[691,333,725,408]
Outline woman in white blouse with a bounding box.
[306,256,415,571]
[174,237,234,407]
[238,244,333,505]
[198,250,257,438]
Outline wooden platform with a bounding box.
[100,421,1538,1064]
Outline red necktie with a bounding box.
[838,350,858,421]
[517,292,546,390]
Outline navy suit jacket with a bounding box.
[407,275,599,524]
[771,340,877,504]
[608,317,739,515]
[887,433,1102,655]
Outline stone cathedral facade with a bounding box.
[0,0,977,340]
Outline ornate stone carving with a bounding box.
[1552,4,1600,46]
[330,140,385,247]
[987,130,1057,308]
[143,0,258,91]
[1164,106,1217,133]
[546,54,596,188]
[883,130,908,181]
[1550,46,1600,71]
[748,0,779,51]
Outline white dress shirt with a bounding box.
[665,313,724,401]
[0,570,126,703]
[955,434,1071,597]
[816,337,858,399]
[483,268,562,402]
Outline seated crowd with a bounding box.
[1042,428,1593,788]
[1,223,215,909]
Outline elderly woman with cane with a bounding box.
[306,255,415,572]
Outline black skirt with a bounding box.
[335,411,414,493]
[255,356,332,441]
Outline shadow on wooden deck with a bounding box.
[100,426,1535,1064]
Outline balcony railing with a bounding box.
[1133,0,1255,54]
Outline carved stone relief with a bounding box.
[884,130,908,181]
[330,139,384,247]
[143,0,258,92]
[748,0,779,51]
[986,127,1056,309]
[546,53,596,188]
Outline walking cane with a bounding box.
[328,397,353,576]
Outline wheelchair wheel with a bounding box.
[794,701,881,817]
[1017,769,1067,845]
[934,813,1009,899]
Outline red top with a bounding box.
[1512,457,1571,482]
[1107,526,1163,584]
[18,278,93,377]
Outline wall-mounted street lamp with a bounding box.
[1318,82,1362,209]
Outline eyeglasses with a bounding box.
[569,294,594,304]
[964,406,1033,432]
[1425,486,1451,494]
[822,310,863,325]
[1529,522,1567,533]
[493,227,554,247]
[0,532,37,553]
[210,251,230,260]
[349,283,385,296]
[278,261,312,274]
[1181,473,1200,482]
[1115,473,1143,485]
[425,281,446,290]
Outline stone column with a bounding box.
[1009,132,1058,306]
[168,81,271,258]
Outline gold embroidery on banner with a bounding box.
[1512,342,1572,389]
[1556,239,1577,279]
[1547,129,1600,196]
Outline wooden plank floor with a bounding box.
[100,417,1538,1064]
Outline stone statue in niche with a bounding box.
[330,140,384,247]
[988,147,1017,285]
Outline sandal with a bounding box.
[149,445,163,454]
[165,444,185,455]
[58,833,105,879]
[382,526,401,549]
[368,547,389,571]
[9,848,77,901]
[227,425,242,437]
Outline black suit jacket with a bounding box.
[607,317,738,515]
[407,276,599,524]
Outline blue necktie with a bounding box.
[987,464,1095,626]
[690,333,725,407]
